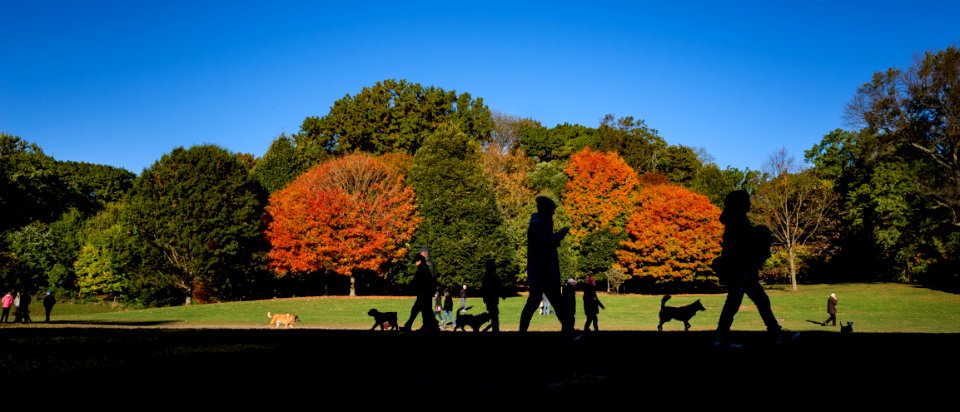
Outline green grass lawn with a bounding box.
[40,282,960,333]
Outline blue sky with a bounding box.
[2,1,958,174]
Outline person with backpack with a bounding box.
[711,190,797,348]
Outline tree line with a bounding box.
[2,46,957,306]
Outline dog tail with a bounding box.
[661,295,671,307]
[267,311,272,318]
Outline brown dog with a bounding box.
[657,295,706,332]
[267,312,300,328]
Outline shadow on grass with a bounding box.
[27,320,183,327]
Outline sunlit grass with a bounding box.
[46,283,960,333]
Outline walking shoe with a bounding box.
[713,338,743,349]
[774,331,800,346]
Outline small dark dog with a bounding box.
[657,295,706,331]
[453,310,491,332]
[368,308,399,331]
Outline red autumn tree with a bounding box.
[562,147,640,241]
[616,183,723,284]
[265,153,421,296]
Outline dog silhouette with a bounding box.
[368,308,399,331]
[657,295,706,331]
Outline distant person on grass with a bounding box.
[402,247,440,333]
[711,190,797,348]
[1,291,12,323]
[441,288,455,330]
[581,275,605,332]
[19,291,32,323]
[518,196,573,333]
[824,292,838,326]
[43,290,56,322]
[539,294,552,316]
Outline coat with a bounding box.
[582,282,604,316]
[827,296,838,314]
[526,212,567,289]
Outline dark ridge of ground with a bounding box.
[1,327,955,406]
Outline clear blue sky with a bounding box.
[2,1,958,174]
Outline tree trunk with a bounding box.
[788,247,798,291]
[349,275,356,297]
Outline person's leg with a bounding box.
[421,298,439,329]
[519,287,543,332]
[543,287,569,332]
[716,286,745,343]
[404,297,422,329]
[744,282,780,333]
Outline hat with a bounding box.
[46,290,52,294]
[566,278,577,286]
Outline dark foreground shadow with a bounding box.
[0,328,955,406]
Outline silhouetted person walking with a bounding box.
[19,291,32,323]
[481,258,505,332]
[403,247,440,332]
[711,190,796,348]
[582,275,605,332]
[824,292,838,326]
[519,196,573,333]
[43,290,56,322]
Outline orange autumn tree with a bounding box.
[616,183,723,285]
[265,153,421,296]
[563,147,640,242]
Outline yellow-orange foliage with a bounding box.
[563,147,639,240]
[616,184,723,282]
[265,153,421,277]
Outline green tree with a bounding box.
[55,160,136,215]
[660,145,702,185]
[818,45,960,286]
[595,114,667,174]
[123,145,269,304]
[251,133,308,193]
[0,133,65,234]
[4,208,84,293]
[409,123,513,289]
[295,79,493,162]
[74,202,133,298]
[752,148,837,291]
[690,164,761,207]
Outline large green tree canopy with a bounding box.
[295,79,494,163]
[123,144,269,304]
[409,123,513,289]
